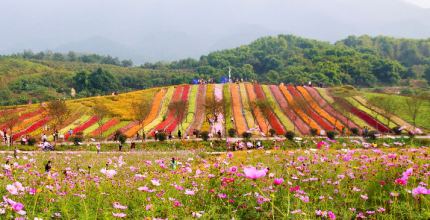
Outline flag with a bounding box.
[228,67,231,79]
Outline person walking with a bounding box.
[217,130,222,139]
[136,132,140,141]
[118,142,122,151]
[177,130,182,140]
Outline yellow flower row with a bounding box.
[261,85,295,131]
[12,111,48,133]
[200,84,213,132]
[145,87,175,134]
[125,89,167,137]
[239,83,257,130]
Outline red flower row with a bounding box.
[151,86,184,135]
[64,117,99,139]
[270,85,309,134]
[0,108,45,130]
[165,86,190,133]
[188,85,206,133]
[118,121,140,134]
[0,107,26,116]
[288,86,333,131]
[90,119,121,137]
[12,118,51,141]
[334,98,392,133]
[305,87,358,129]
[254,84,285,135]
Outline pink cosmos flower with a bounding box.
[227,152,233,158]
[218,193,227,198]
[290,186,300,192]
[402,168,413,180]
[243,166,267,179]
[6,185,18,195]
[390,192,399,197]
[411,186,430,195]
[395,179,407,185]
[112,202,127,209]
[328,211,336,219]
[229,166,238,173]
[273,178,284,185]
[12,203,24,211]
[361,195,368,200]
[184,189,195,195]
[112,212,126,218]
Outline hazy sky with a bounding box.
[0,0,429,63]
[403,0,430,8]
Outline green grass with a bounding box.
[364,92,430,130]
[180,84,198,133]
[223,84,234,132]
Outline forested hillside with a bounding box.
[1,34,430,106]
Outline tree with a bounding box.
[424,66,430,85]
[92,101,112,139]
[88,68,119,95]
[403,94,426,129]
[377,96,400,129]
[170,100,189,139]
[121,59,133,67]
[367,96,384,131]
[130,98,153,142]
[67,51,78,62]
[331,101,352,136]
[47,100,71,138]
[0,105,20,146]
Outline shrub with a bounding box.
[70,135,84,145]
[326,130,338,140]
[27,137,37,146]
[350,127,360,136]
[408,131,416,139]
[242,132,252,140]
[157,132,167,141]
[419,139,429,146]
[200,131,210,141]
[195,130,200,137]
[392,127,402,135]
[367,130,379,140]
[285,131,295,141]
[118,134,128,144]
[269,129,276,137]
[310,128,318,136]
[76,131,84,136]
[228,128,237,137]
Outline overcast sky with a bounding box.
[0,0,429,63]
[403,0,430,8]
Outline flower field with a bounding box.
[1,142,430,219]
[1,83,425,140]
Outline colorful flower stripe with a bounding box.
[354,96,410,129]
[165,85,190,133]
[270,85,309,134]
[145,87,175,135]
[180,85,198,135]
[254,84,285,135]
[64,116,98,139]
[0,108,45,130]
[230,84,247,134]
[200,84,214,132]
[246,83,269,134]
[335,97,392,133]
[223,84,234,132]
[0,107,26,115]
[188,85,206,133]
[288,86,333,131]
[150,86,184,135]
[125,89,166,137]
[211,84,224,135]
[90,119,121,137]
[83,118,110,136]
[118,121,139,134]
[314,88,370,129]
[346,97,395,128]
[61,114,92,136]
[12,118,51,141]
[12,111,48,133]
[239,83,257,130]
[261,85,293,133]
[104,121,132,138]
[279,85,320,133]
[306,87,360,129]
[297,86,345,131]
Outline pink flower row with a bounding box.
[151,86,184,135]
[188,85,206,133]
[165,85,190,133]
